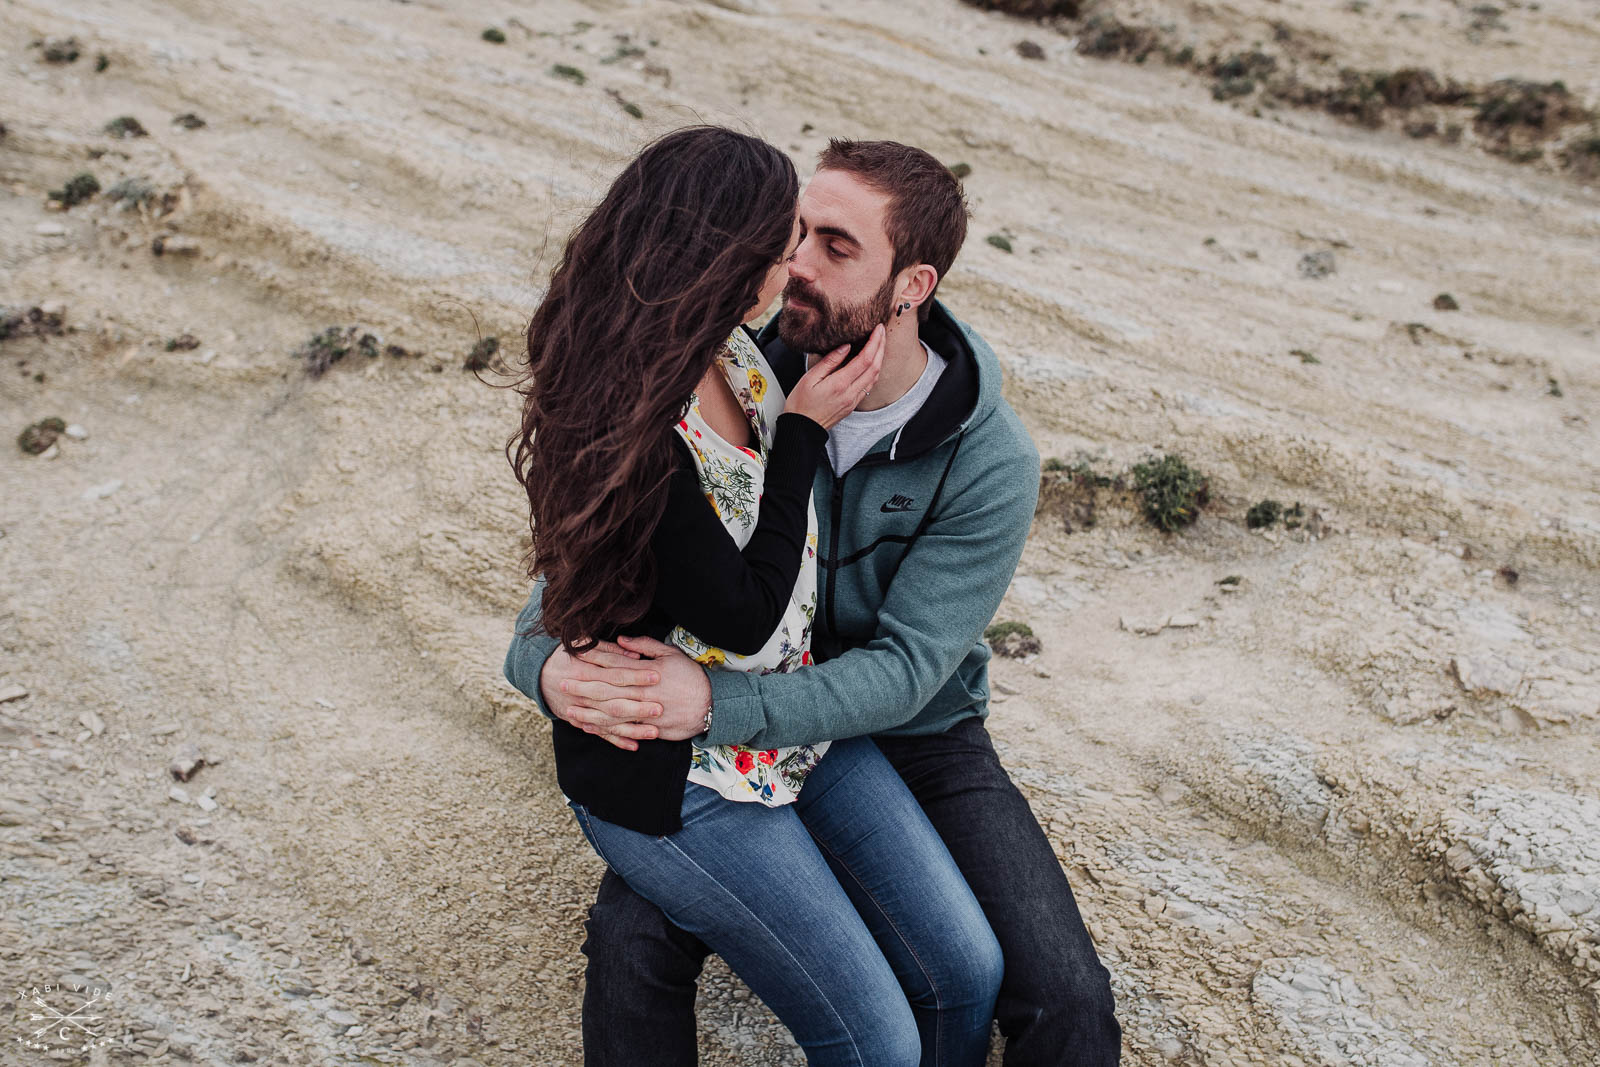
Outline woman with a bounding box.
[508,127,1001,1066]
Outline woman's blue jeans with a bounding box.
[569,735,1003,1067]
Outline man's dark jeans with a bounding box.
[578,716,1123,1065]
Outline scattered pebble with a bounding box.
[81,479,123,501]
[986,233,1014,253]
[64,423,88,439]
[0,684,29,704]
[78,709,105,735]
[168,785,192,804]
[173,112,207,129]
[1433,292,1460,310]
[170,742,207,782]
[1016,40,1046,60]
[34,221,67,237]
[151,234,201,256]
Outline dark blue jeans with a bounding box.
[578,717,1122,1065]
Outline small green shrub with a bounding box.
[1246,499,1283,528]
[465,336,500,371]
[42,38,80,63]
[1130,453,1209,531]
[294,326,381,378]
[104,115,147,138]
[984,620,1042,658]
[51,172,100,208]
[18,417,67,454]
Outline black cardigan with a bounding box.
[551,410,828,835]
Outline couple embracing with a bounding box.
[504,126,1120,1066]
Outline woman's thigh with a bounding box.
[571,785,921,1067]
[794,736,1004,1015]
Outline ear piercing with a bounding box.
[895,301,911,318]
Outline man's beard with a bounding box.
[778,274,896,358]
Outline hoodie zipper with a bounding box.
[825,470,845,640]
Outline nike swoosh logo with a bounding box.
[880,502,917,513]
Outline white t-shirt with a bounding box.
[819,341,947,475]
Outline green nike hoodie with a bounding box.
[502,299,1040,750]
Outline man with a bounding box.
[504,139,1121,1065]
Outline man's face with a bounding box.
[779,169,898,356]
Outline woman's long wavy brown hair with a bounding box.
[508,127,798,653]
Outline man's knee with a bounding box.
[1001,954,1121,1064]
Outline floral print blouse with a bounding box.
[670,328,828,805]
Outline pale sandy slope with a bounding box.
[2,0,1598,1064]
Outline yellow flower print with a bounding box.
[747,370,767,403]
[704,492,719,516]
[695,647,726,667]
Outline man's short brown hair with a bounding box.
[816,139,970,323]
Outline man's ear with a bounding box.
[898,264,939,312]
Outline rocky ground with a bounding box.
[3,0,1597,1063]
